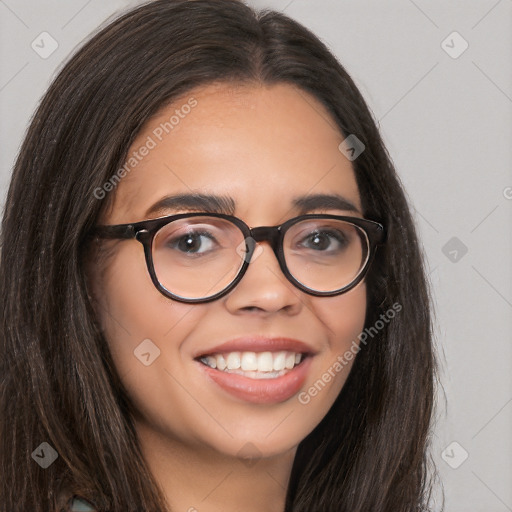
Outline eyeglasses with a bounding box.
[91,212,385,303]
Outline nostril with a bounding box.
[241,305,264,313]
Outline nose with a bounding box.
[223,241,303,316]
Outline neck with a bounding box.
[135,420,297,512]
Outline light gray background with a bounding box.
[1,1,511,510]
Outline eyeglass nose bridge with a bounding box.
[245,225,282,261]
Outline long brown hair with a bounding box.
[0,1,440,510]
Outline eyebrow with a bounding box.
[144,192,360,218]
[293,194,359,215]
[145,193,236,217]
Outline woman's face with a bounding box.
[89,82,367,460]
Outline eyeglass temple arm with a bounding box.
[89,224,137,240]
[371,223,386,245]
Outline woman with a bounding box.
[0,1,439,511]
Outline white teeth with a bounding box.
[273,351,286,371]
[200,350,305,376]
[226,352,241,370]
[257,352,274,372]
[285,353,295,369]
[218,368,289,379]
[216,354,227,371]
[241,352,258,371]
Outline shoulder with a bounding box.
[70,497,97,511]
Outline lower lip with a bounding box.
[196,356,313,404]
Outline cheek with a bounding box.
[89,244,201,380]
[301,282,367,408]
[318,282,367,351]
[89,246,215,434]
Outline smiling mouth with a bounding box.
[196,350,307,380]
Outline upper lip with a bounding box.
[194,336,318,358]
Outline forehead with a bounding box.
[102,82,362,224]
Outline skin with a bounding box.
[88,82,367,512]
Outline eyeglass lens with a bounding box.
[151,216,368,300]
